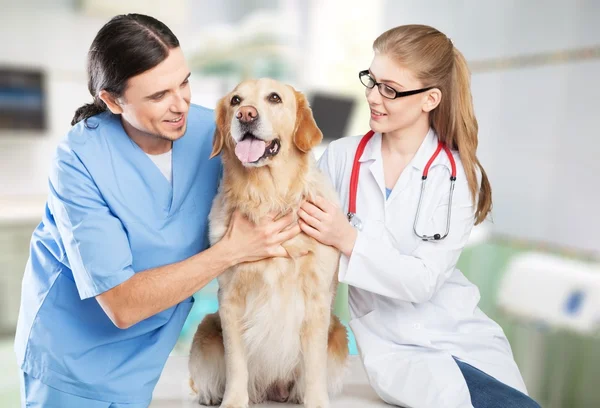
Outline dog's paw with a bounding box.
[219,396,249,408]
[303,395,330,408]
[197,393,222,406]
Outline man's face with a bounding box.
[117,47,192,141]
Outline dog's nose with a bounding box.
[236,106,258,123]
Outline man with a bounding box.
[14,13,299,407]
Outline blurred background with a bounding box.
[1,0,599,407]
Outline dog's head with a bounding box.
[210,78,322,167]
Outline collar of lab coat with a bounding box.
[358,127,439,171]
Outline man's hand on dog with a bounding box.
[223,210,302,263]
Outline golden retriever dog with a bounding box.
[188,78,349,408]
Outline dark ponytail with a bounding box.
[71,100,106,126]
[71,13,180,126]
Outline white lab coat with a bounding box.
[317,129,528,408]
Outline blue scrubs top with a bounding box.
[14,104,222,404]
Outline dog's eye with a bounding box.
[231,95,241,105]
[268,93,282,103]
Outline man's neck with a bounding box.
[122,118,172,155]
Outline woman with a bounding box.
[14,13,299,408]
[299,25,541,408]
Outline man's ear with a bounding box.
[98,90,124,114]
[293,90,323,153]
[210,95,230,159]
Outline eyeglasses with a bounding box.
[359,70,434,100]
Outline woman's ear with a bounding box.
[210,95,230,159]
[293,90,323,153]
[422,88,442,113]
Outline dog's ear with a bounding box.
[293,90,323,153]
[210,96,229,159]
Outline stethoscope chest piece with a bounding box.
[347,212,363,231]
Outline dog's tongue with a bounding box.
[235,138,267,164]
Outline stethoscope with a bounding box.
[347,130,457,241]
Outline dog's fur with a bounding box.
[188,79,349,408]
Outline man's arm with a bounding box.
[96,240,232,329]
[97,210,299,329]
[50,145,299,329]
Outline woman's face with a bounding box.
[115,47,192,141]
[365,53,433,135]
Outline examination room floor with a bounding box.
[150,354,388,407]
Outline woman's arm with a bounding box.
[301,145,475,303]
[299,193,474,303]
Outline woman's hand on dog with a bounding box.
[298,196,357,257]
[222,210,302,264]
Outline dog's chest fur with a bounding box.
[206,165,340,385]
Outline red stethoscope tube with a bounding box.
[347,130,457,241]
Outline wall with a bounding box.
[382,0,600,256]
[0,4,99,196]
[2,1,599,250]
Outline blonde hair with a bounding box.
[373,24,492,225]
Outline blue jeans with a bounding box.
[453,358,542,408]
